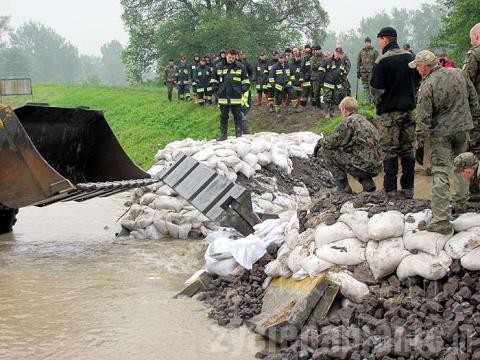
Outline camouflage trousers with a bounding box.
[430,131,469,225]
[469,112,480,156]
[360,72,372,104]
[312,80,322,106]
[323,85,346,105]
[166,82,174,101]
[320,147,380,182]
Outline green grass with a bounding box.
[3,84,377,169]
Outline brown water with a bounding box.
[0,194,268,360]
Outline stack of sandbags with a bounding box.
[123,132,321,240]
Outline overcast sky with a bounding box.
[4,0,434,56]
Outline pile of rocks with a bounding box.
[258,263,480,360]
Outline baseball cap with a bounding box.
[454,152,478,172]
[408,50,437,68]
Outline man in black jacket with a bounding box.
[370,26,421,198]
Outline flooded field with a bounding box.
[0,194,267,360]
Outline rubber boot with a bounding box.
[336,178,352,193]
[274,105,281,117]
[235,125,243,138]
[255,93,262,106]
[284,96,291,108]
[265,94,270,107]
[360,178,376,192]
[426,220,453,235]
[241,113,250,135]
[217,123,228,141]
[325,104,332,119]
[383,157,399,193]
[400,154,415,196]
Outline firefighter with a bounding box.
[190,53,201,101]
[177,56,191,101]
[323,48,348,118]
[269,53,295,117]
[289,47,304,112]
[210,49,250,140]
[254,52,269,106]
[266,51,279,113]
[300,44,313,110]
[193,57,212,106]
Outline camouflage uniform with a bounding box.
[357,46,379,104]
[463,44,480,155]
[164,64,177,102]
[416,65,479,226]
[318,113,382,190]
[342,53,352,96]
[310,53,324,107]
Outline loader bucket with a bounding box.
[0,104,154,209]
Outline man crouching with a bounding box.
[314,96,382,193]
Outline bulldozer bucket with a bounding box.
[0,104,154,209]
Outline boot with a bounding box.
[241,113,250,134]
[426,220,453,235]
[336,178,352,193]
[399,189,414,199]
[325,104,332,119]
[284,96,291,108]
[255,93,262,106]
[383,157,399,192]
[217,123,228,141]
[400,154,415,194]
[360,178,376,192]
[265,94,270,107]
[274,105,281,118]
[269,103,275,113]
[235,125,243,138]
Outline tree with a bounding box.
[433,0,480,63]
[10,21,80,83]
[121,0,329,81]
[100,40,127,86]
[0,15,11,47]
[0,47,35,78]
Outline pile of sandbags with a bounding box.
[122,132,321,240]
[262,206,480,303]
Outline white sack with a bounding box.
[228,235,267,270]
[300,255,333,277]
[205,257,239,277]
[151,196,183,212]
[403,230,452,256]
[461,247,480,271]
[445,227,480,259]
[139,192,157,206]
[338,211,370,242]
[287,245,310,273]
[277,244,291,264]
[327,271,370,303]
[452,213,480,232]
[265,260,291,278]
[368,211,405,241]
[292,269,308,281]
[316,238,366,266]
[315,222,356,246]
[404,210,432,233]
[192,148,215,161]
[396,251,452,281]
[366,237,410,280]
[235,142,250,158]
[287,228,315,249]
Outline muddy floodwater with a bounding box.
[0,194,268,360]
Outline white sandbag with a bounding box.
[156,184,175,196]
[233,162,244,173]
[206,155,220,169]
[300,255,333,277]
[461,247,480,270]
[404,210,432,233]
[166,221,180,238]
[145,224,163,240]
[340,201,355,214]
[152,213,169,235]
[221,155,242,167]
[265,260,283,278]
[271,145,289,170]
[287,245,310,273]
[235,142,250,158]
[135,209,155,229]
[228,235,267,270]
[242,153,258,168]
[396,251,452,281]
[292,269,308,281]
[257,153,270,166]
[206,257,239,277]
[445,228,480,259]
[316,238,366,266]
[277,243,291,264]
[226,171,237,183]
[139,192,157,206]
[251,139,271,154]
[151,196,183,212]
[177,223,192,239]
[205,227,239,242]
[366,238,410,280]
[315,222,356,246]
[193,148,215,161]
[338,211,370,242]
[216,161,229,175]
[368,211,405,241]
[216,148,237,158]
[403,230,452,256]
[239,163,255,178]
[121,219,137,231]
[286,228,315,249]
[327,271,370,303]
[452,213,480,232]
[254,218,281,237]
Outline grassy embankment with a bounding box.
[3,84,375,169]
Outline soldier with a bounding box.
[323,48,348,118]
[314,97,382,193]
[285,48,292,62]
[463,23,480,155]
[370,26,421,198]
[339,47,352,96]
[300,45,313,110]
[254,52,269,106]
[193,57,212,106]
[289,47,304,112]
[266,51,279,113]
[269,53,295,117]
[163,59,177,102]
[410,50,479,233]
[454,152,480,199]
[403,44,415,57]
[310,45,324,108]
[177,56,191,101]
[357,37,379,104]
[190,53,201,101]
[210,49,250,140]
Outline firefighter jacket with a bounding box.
[269,62,294,91]
[302,55,312,87]
[254,60,269,87]
[190,60,200,82]
[177,64,191,85]
[289,57,304,91]
[193,64,212,89]
[211,60,250,105]
[323,57,347,89]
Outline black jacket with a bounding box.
[211,60,250,105]
[254,60,269,86]
[269,62,293,89]
[289,57,304,87]
[193,64,212,88]
[370,41,421,115]
[177,64,191,85]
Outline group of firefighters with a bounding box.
[163,44,357,119]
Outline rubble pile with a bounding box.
[258,265,480,360]
[120,132,334,240]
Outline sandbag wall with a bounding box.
[121,132,321,240]
[263,202,480,303]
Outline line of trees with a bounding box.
[0,18,127,86]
